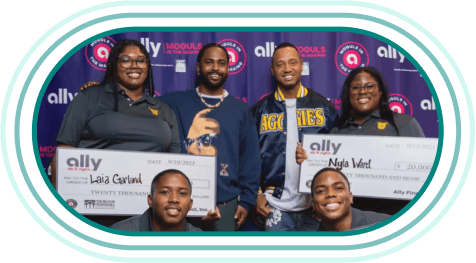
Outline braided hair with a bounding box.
[100,39,155,111]
[336,66,400,135]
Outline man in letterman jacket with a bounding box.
[251,43,339,231]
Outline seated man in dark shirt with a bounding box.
[111,169,202,231]
[311,168,390,231]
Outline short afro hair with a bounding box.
[311,167,351,198]
[150,169,192,196]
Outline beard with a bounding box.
[277,78,299,91]
[279,82,297,90]
[199,69,228,91]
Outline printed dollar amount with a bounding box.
[394,162,432,172]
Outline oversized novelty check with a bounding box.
[298,134,438,200]
[56,148,216,216]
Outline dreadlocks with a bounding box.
[100,39,155,111]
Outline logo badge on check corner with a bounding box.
[65,199,77,208]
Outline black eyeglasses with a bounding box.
[350,82,378,95]
[117,56,148,69]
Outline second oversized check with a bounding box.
[56,148,216,217]
[299,134,438,200]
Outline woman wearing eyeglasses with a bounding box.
[296,66,425,162]
[296,66,425,216]
[330,66,424,136]
[53,39,181,187]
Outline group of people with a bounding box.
[52,38,424,232]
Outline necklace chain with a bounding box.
[197,87,225,108]
[286,103,296,108]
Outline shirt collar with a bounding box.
[344,110,381,126]
[139,207,155,231]
[105,80,155,105]
[274,83,308,101]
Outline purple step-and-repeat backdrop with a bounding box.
[37,32,438,172]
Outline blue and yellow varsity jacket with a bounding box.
[250,86,339,199]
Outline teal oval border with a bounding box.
[2,1,474,260]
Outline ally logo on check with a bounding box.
[309,140,342,155]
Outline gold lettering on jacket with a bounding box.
[260,108,325,133]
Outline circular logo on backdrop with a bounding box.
[335,42,369,75]
[389,93,413,116]
[217,39,247,75]
[65,199,77,209]
[85,36,116,71]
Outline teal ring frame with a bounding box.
[1,1,475,261]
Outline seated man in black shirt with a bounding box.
[111,169,202,231]
[311,168,390,231]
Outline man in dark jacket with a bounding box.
[251,43,339,231]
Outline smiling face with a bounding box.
[147,172,193,230]
[349,72,382,117]
[312,170,353,224]
[196,46,229,91]
[115,45,148,91]
[271,46,303,91]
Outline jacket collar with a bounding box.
[273,83,308,101]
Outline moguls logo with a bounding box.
[335,42,369,75]
[165,42,201,55]
[389,93,413,116]
[39,145,56,158]
[85,37,116,71]
[296,45,326,58]
[218,39,246,75]
[309,140,342,155]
